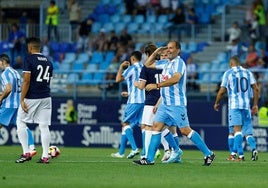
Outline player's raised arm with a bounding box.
[115,61,129,83]
[145,46,167,69]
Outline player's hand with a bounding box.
[121,61,130,68]
[152,105,158,114]
[214,103,220,111]
[21,101,28,113]
[145,83,157,91]
[251,105,258,115]
[157,46,168,53]
[134,81,139,87]
[121,91,128,97]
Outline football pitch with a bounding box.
[0,146,268,188]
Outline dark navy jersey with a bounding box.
[23,53,53,99]
[139,66,162,105]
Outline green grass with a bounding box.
[0,146,268,188]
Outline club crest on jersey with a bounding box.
[162,75,169,81]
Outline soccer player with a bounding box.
[111,51,144,159]
[214,56,259,161]
[0,54,36,157]
[134,44,179,161]
[16,37,53,164]
[133,41,215,166]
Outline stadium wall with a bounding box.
[0,98,267,151]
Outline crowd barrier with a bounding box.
[1,124,267,152]
[1,98,267,151]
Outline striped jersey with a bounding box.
[122,62,145,104]
[221,66,256,109]
[155,56,187,106]
[0,67,21,108]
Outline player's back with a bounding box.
[23,53,53,99]
[224,66,253,109]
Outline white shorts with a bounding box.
[141,105,155,126]
[17,97,52,125]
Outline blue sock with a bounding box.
[228,135,234,153]
[119,134,127,155]
[124,126,137,150]
[234,132,243,156]
[141,130,145,156]
[173,135,179,147]
[27,128,34,147]
[147,132,161,162]
[246,135,256,151]
[189,131,211,156]
[164,132,179,151]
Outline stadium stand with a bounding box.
[0,0,267,101]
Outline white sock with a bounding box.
[161,129,170,151]
[39,124,51,158]
[29,145,35,150]
[16,120,29,154]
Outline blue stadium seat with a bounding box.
[201,0,210,4]
[134,15,145,24]
[86,64,98,71]
[58,63,70,71]
[187,41,198,53]
[104,51,115,62]
[196,42,209,52]
[180,52,190,62]
[67,73,79,83]
[114,22,126,34]
[98,14,110,23]
[82,72,105,85]
[77,53,89,63]
[210,60,221,71]
[62,52,76,64]
[49,41,60,53]
[52,61,60,70]
[127,23,139,34]
[139,24,151,34]
[111,0,122,6]
[211,73,222,83]
[146,15,157,23]
[157,15,169,24]
[90,51,104,64]
[72,61,85,71]
[135,42,144,50]
[118,5,126,15]
[198,73,210,83]
[79,72,94,84]
[216,52,228,63]
[102,22,115,33]
[100,0,110,5]
[198,62,211,72]
[99,61,111,70]
[93,72,105,82]
[122,15,132,23]
[204,4,216,15]
[91,22,102,34]
[0,40,10,53]
[199,12,211,24]
[180,42,188,52]
[60,42,73,53]
[219,63,228,71]
[154,23,166,34]
[110,14,120,23]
